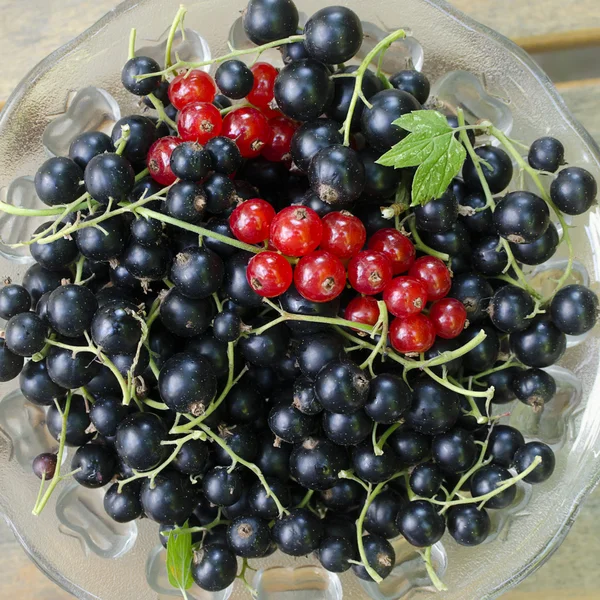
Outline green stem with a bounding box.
[0,199,88,218]
[356,482,385,583]
[297,489,314,508]
[468,359,521,383]
[199,423,289,517]
[147,93,178,130]
[338,469,370,493]
[32,393,72,515]
[135,168,150,182]
[74,255,85,284]
[423,366,493,400]
[165,5,187,69]
[419,546,448,592]
[359,301,389,376]
[375,422,402,451]
[341,29,406,145]
[114,124,131,156]
[408,217,450,262]
[128,28,137,60]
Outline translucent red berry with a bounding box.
[147,136,183,185]
[168,70,217,110]
[247,251,293,297]
[409,256,452,301]
[344,295,380,327]
[347,250,393,295]
[383,276,428,318]
[262,116,297,163]
[294,250,346,303]
[368,228,416,275]
[177,102,223,145]
[269,206,323,257]
[221,107,273,158]
[247,62,278,109]
[429,297,468,339]
[390,314,436,354]
[230,198,276,245]
[320,211,367,259]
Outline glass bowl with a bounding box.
[0,0,599,599]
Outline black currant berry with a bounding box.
[458,192,494,234]
[389,69,430,104]
[0,338,24,382]
[121,55,161,96]
[30,224,79,271]
[421,221,471,257]
[396,500,445,547]
[0,284,31,320]
[69,131,114,170]
[4,312,47,357]
[528,137,565,173]
[388,428,431,466]
[192,543,238,592]
[407,378,460,435]
[509,222,559,266]
[323,410,371,446]
[248,478,291,519]
[361,89,421,152]
[89,396,129,437]
[365,489,404,539]
[268,403,316,443]
[448,272,494,323]
[352,534,395,581]
[308,144,365,206]
[414,189,458,233]
[123,241,171,281]
[432,428,477,474]
[204,173,237,214]
[290,119,343,173]
[203,219,238,259]
[272,508,323,556]
[493,191,550,244]
[352,442,396,484]
[47,284,97,338]
[364,373,410,424]
[186,333,230,379]
[550,284,598,336]
[243,0,299,45]
[104,482,143,523]
[317,536,357,573]
[84,153,135,205]
[140,469,195,523]
[360,148,402,199]
[32,453,58,480]
[315,359,369,414]
[166,181,207,224]
[34,157,84,206]
[513,441,555,484]
[550,166,597,215]
[116,412,167,471]
[485,425,524,467]
[255,436,292,482]
[170,142,213,181]
[91,301,142,355]
[409,462,443,498]
[239,320,289,367]
[460,324,500,374]
[489,285,534,333]
[484,366,521,405]
[213,311,242,342]
[424,338,463,378]
[71,443,116,488]
[227,515,271,559]
[46,342,100,388]
[280,286,340,334]
[512,368,556,411]
[170,246,224,299]
[111,115,159,164]
[19,359,66,405]
[290,436,348,489]
[274,59,334,122]
[204,136,242,175]
[319,479,365,511]
[75,213,127,261]
[462,145,513,194]
[510,316,566,368]
[471,236,508,276]
[160,288,214,338]
[470,464,516,509]
[46,395,93,446]
[215,60,254,99]
[446,505,490,546]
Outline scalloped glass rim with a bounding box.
[1,0,600,599]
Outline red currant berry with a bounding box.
[247,62,278,109]
[320,211,367,259]
[294,250,346,303]
[229,198,276,245]
[344,295,380,327]
[368,228,416,275]
[147,136,183,186]
[168,70,217,110]
[262,116,297,162]
[246,251,293,297]
[221,107,273,158]
[269,206,323,257]
[347,250,393,295]
[390,314,436,354]
[177,102,223,145]
[383,276,428,318]
[408,256,452,301]
[429,298,468,339]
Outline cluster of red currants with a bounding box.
[230,201,466,354]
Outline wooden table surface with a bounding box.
[0,0,599,598]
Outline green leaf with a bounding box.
[166,521,193,595]
[375,110,467,206]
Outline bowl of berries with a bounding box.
[0,0,599,598]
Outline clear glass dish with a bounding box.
[0,0,599,599]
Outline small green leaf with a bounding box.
[166,521,193,594]
[376,110,467,205]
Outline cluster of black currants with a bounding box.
[0,0,598,595]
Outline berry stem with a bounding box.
[423,366,494,401]
[135,168,150,182]
[408,217,450,262]
[338,469,370,493]
[375,422,402,452]
[198,422,289,517]
[418,546,448,592]
[74,255,85,284]
[237,558,258,598]
[467,359,521,384]
[32,393,72,516]
[359,301,389,376]
[128,28,137,60]
[165,5,188,70]
[146,93,178,130]
[113,124,131,156]
[0,199,89,218]
[296,489,314,508]
[355,481,384,583]
[341,28,406,146]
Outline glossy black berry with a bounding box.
[513,441,555,484]
[319,479,365,511]
[89,396,129,437]
[0,338,24,382]
[512,368,556,410]
[281,36,309,64]
[170,142,213,181]
[215,60,254,99]
[75,213,127,261]
[239,319,289,367]
[160,288,214,338]
[317,536,357,573]
[459,324,500,374]
[170,246,224,299]
[509,222,559,265]
[104,482,143,523]
[352,534,395,581]
[32,453,58,480]
[69,131,114,170]
[202,466,244,507]
[243,0,299,44]
[490,285,534,333]
[485,425,524,467]
[255,436,291,481]
[360,148,402,199]
[407,378,460,435]
[304,6,362,64]
[19,358,65,405]
[227,515,271,558]
[294,331,344,375]
[396,500,445,547]
[272,508,322,556]
[140,469,195,523]
[449,272,494,323]
[458,191,494,234]
[274,59,334,122]
[550,166,597,215]
[192,543,238,592]
[446,505,490,546]
[290,119,343,173]
[510,316,566,368]
[0,284,31,320]
[111,115,159,164]
[185,333,230,379]
[389,69,430,104]
[432,428,477,474]
[4,312,46,357]
[34,157,84,206]
[409,462,443,498]
[361,89,421,152]
[290,436,348,489]
[115,412,167,471]
[493,191,550,244]
[171,439,209,476]
[471,236,508,276]
[415,188,458,233]
[71,443,116,488]
[47,284,97,338]
[248,478,291,519]
[203,172,237,214]
[84,153,135,205]
[352,442,396,484]
[292,376,322,415]
[323,410,371,446]
[46,395,93,446]
[462,145,513,194]
[123,241,171,281]
[91,301,142,354]
[204,137,243,175]
[364,373,410,424]
[315,359,369,414]
[30,225,79,272]
[268,403,316,443]
[470,464,516,509]
[550,284,599,336]
[212,311,242,343]
[528,137,565,173]
[484,366,521,405]
[424,337,463,378]
[388,428,431,466]
[203,219,238,259]
[365,489,404,539]
[121,55,161,95]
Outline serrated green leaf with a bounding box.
[166,521,193,594]
[376,110,467,205]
